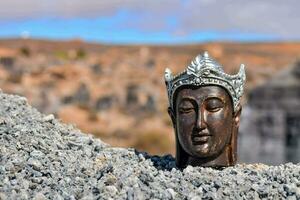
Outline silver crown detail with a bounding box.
[164,51,246,112]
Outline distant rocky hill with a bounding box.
[0,91,299,199]
[0,38,299,155]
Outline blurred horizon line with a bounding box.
[1,36,300,46]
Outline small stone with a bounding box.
[33,192,46,200]
[191,196,202,200]
[105,185,118,196]
[42,114,55,122]
[18,97,28,104]
[287,196,296,200]
[166,188,177,199]
[184,165,194,174]
[27,158,42,171]
[0,193,7,200]
[32,177,43,184]
[0,117,6,125]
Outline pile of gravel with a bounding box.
[0,90,299,200]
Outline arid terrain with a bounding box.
[0,38,299,155]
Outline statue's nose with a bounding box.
[196,110,206,130]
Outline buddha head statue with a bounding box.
[165,52,246,168]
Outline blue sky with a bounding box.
[0,0,298,44]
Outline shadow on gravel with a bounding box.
[134,150,229,171]
[134,150,177,171]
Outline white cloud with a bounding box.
[0,0,299,39]
[0,0,178,19]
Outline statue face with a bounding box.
[174,85,234,158]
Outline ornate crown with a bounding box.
[164,51,246,112]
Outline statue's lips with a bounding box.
[191,133,211,144]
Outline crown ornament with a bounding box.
[165,51,246,112]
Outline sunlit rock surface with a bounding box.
[0,91,299,199]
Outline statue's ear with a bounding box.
[229,105,242,164]
[233,105,242,127]
[168,107,176,128]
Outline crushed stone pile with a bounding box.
[0,90,299,200]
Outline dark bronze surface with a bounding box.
[168,85,241,168]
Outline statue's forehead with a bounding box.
[176,85,230,102]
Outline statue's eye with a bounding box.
[179,106,194,114]
[178,101,194,114]
[205,98,224,112]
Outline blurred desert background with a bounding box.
[0,0,299,164]
[1,39,300,163]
